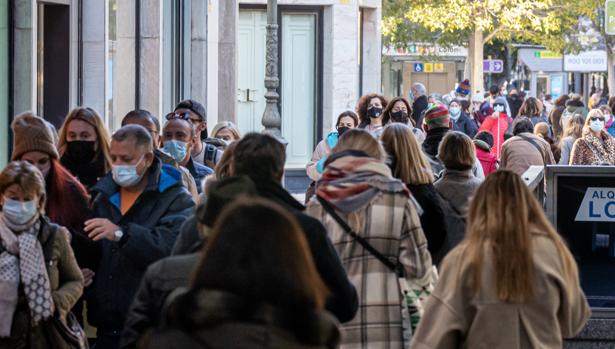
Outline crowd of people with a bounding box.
[0,82,601,349]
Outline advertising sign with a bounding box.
[564,50,607,72]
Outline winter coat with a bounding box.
[434,169,482,217]
[507,94,524,119]
[549,105,567,140]
[412,95,429,127]
[0,218,83,349]
[570,131,615,165]
[475,147,498,176]
[120,253,200,349]
[156,150,199,202]
[478,113,510,159]
[500,133,555,176]
[185,158,213,193]
[250,178,359,323]
[86,158,195,333]
[526,114,549,127]
[143,289,341,349]
[306,189,432,349]
[473,101,493,125]
[422,128,485,180]
[307,132,338,181]
[451,112,478,138]
[560,102,589,131]
[411,231,591,349]
[559,136,577,165]
[407,183,447,256]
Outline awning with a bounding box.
[518,48,563,72]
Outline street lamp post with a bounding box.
[261,0,287,145]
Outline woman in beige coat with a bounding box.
[411,170,590,349]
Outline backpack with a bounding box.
[431,192,466,266]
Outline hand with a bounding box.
[84,218,119,242]
[82,268,95,287]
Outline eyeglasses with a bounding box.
[590,117,605,122]
[165,112,202,124]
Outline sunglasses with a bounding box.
[165,112,202,123]
[590,117,605,122]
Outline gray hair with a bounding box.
[412,83,426,95]
[112,124,154,152]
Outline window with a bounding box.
[162,0,191,115]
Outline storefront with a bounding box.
[382,44,466,99]
[516,47,567,98]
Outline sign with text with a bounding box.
[533,51,562,59]
[424,63,433,73]
[564,50,607,72]
[434,63,444,72]
[576,187,615,221]
[607,0,615,35]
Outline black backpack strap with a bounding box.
[40,220,57,263]
[316,195,403,277]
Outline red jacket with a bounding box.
[478,113,510,160]
[475,146,498,176]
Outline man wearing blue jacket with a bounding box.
[84,124,194,349]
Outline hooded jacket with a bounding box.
[560,100,589,131]
[87,158,195,332]
[479,113,510,160]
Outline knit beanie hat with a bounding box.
[11,112,59,161]
[472,91,485,104]
[473,131,494,151]
[456,79,471,97]
[423,105,450,130]
[493,96,508,114]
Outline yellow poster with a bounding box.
[424,63,433,73]
[434,63,444,72]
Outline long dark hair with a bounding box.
[191,198,329,311]
[383,97,413,125]
[46,159,91,232]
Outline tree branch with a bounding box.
[483,24,505,44]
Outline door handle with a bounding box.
[247,88,251,102]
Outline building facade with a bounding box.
[4,0,382,169]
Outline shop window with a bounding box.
[162,0,191,115]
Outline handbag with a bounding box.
[316,196,437,340]
[40,222,89,349]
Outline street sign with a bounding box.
[424,63,433,73]
[413,63,424,72]
[483,59,504,73]
[434,63,444,72]
[606,0,615,35]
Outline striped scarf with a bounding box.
[316,155,410,214]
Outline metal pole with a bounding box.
[261,0,287,145]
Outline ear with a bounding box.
[38,194,46,213]
[144,152,155,167]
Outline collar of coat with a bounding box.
[92,157,182,209]
[166,288,340,347]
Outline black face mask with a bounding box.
[390,111,409,124]
[337,126,350,137]
[368,107,383,118]
[65,141,96,163]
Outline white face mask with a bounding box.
[112,156,145,188]
[590,119,605,133]
[3,198,39,225]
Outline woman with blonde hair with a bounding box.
[381,124,447,258]
[307,128,432,349]
[570,109,615,165]
[411,170,590,348]
[210,121,241,144]
[558,114,585,165]
[58,107,112,188]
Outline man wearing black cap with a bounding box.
[174,99,223,168]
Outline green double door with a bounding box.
[238,10,317,168]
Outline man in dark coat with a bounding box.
[506,89,524,119]
[411,82,429,127]
[85,125,194,349]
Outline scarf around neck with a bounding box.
[0,213,53,337]
[316,154,410,214]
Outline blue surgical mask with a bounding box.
[590,120,605,133]
[3,198,39,225]
[112,156,145,188]
[449,107,461,120]
[162,140,188,163]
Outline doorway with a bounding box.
[37,3,71,129]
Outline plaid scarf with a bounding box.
[316,155,410,214]
[0,213,53,337]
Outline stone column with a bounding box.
[191,0,208,110]
[205,0,218,125]
[81,0,106,115]
[111,0,136,129]
[139,0,162,117]
[218,0,237,122]
[360,6,381,94]
[13,0,36,114]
